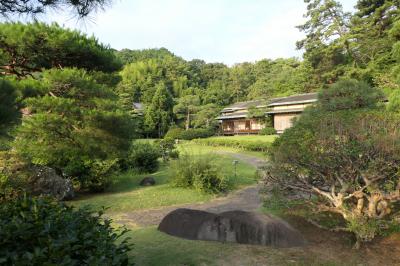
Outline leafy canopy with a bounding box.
[0,22,121,77]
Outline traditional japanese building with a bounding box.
[217,93,318,135]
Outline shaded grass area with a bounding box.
[126,226,351,266]
[71,144,258,214]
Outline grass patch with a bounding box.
[71,143,258,214]
[126,227,348,266]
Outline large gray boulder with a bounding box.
[158,208,306,247]
[31,166,75,200]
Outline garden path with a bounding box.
[114,152,266,227]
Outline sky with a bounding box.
[44,0,358,65]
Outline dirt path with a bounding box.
[114,152,265,227]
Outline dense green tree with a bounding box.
[229,63,255,102]
[115,48,176,65]
[173,95,201,130]
[247,58,313,99]
[297,0,352,83]
[0,22,121,77]
[144,82,174,137]
[14,68,135,191]
[0,0,111,18]
[192,104,220,129]
[318,79,384,111]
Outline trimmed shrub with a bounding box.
[164,127,185,140]
[193,138,272,153]
[0,196,132,265]
[259,127,276,135]
[178,128,215,140]
[171,153,229,193]
[127,141,160,173]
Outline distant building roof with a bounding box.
[267,93,318,107]
[221,100,267,112]
[266,108,306,114]
[216,112,248,120]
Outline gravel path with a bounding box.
[114,151,267,227]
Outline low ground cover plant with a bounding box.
[0,196,132,265]
[170,153,230,193]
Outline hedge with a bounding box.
[192,137,272,153]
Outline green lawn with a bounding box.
[70,143,259,214]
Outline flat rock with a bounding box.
[158,208,306,248]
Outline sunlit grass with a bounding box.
[70,143,258,214]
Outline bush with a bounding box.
[171,153,229,193]
[155,138,179,162]
[127,141,160,173]
[0,196,132,265]
[178,128,215,140]
[266,106,400,246]
[193,137,272,153]
[259,127,276,135]
[164,127,185,140]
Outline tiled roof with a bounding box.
[216,112,248,120]
[266,108,305,114]
[221,100,267,112]
[267,93,318,107]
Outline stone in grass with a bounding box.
[158,208,306,248]
[139,176,156,186]
[31,166,75,201]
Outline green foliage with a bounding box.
[164,127,185,140]
[156,138,179,162]
[387,89,400,113]
[127,141,160,173]
[115,48,176,65]
[0,22,121,77]
[192,103,220,129]
[297,0,400,87]
[193,136,273,153]
[318,79,384,111]
[0,0,111,18]
[144,82,174,137]
[178,128,215,140]
[13,68,135,191]
[268,105,400,244]
[173,95,201,129]
[0,79,19,126]
[258,127,276,136]
[171,153,229,193]
[0,196,132,265]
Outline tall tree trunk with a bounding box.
[185,109,190,130]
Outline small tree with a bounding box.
[266,80,399,247]
[14,68,135,191]
[173,95,200,130]
[144,82,174,137]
